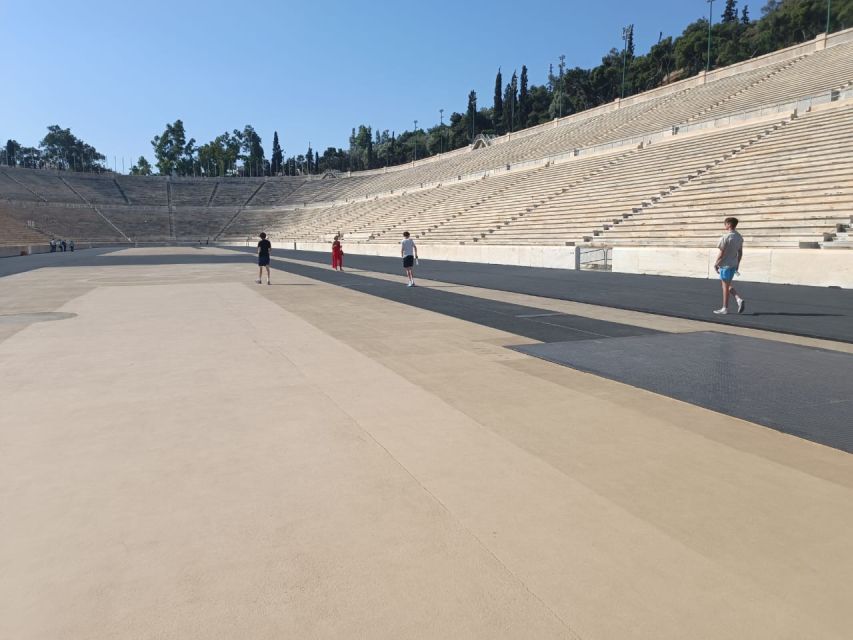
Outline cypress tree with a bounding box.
[741,4,750,23]
[519,65,529,129]
[493,68,504,134]
[366,129,374,169]
[271,131,283,175]
[502,71,518,133]
[467,90,477,140]
[722,0,738,23]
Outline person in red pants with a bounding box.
[331,235,344,271]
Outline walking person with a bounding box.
[256,232,272,285]
[331,235,344,271]
[401,231,418,287]
[69,239,75,252]
[713,217,746,315]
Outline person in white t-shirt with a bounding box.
[400,231,418,287]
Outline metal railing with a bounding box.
[578,247,612,271]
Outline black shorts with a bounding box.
[403,255,414,268]
[258,255,270,266]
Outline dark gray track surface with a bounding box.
[514,332,853,453]
[3,246,853,343]
[267,249,853,344]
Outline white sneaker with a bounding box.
[255,279,262,284]
[713,307,728,315]
[736,298,745,314]
[406,282,414,287]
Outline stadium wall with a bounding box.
[253,241,580,270]
[611,247,853,288]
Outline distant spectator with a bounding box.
[331,235,344,271]
[401,231,418,287]
[256,232,272,285]
[60,239,67,252]
[69,240,75,252]
[49,239,56,253]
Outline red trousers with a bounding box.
[332,250,343,269]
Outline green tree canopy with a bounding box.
[3,139,21,166]
[151,120,196,176]
[197,131,241,177]
[240,125,265,176]
[129,156,153,176]
[40,125,105,171]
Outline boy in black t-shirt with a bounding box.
[256,232,272,285]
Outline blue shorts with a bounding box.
[258,255,270,267]
[719,267,736,282]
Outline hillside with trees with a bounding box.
[1,0,850,177]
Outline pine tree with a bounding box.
[741,4,750,23]
[722,0,738,23]
[518,65,530,129]
[493,68,504,134]
[271,131,283,175]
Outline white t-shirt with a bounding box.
[401,238,416,257]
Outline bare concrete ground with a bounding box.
[1,247,851,639]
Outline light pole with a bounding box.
[439,109,444,155]
[621,24,633,99]
[706,0,714,72]
[413,120,418,162]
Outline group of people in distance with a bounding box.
[49,238,74,252]
[254,231,419,287]
[253,217,744,314]
[327,232,418,285]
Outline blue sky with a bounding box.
[1,0,720,170]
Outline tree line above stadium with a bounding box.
[1,0,849,177]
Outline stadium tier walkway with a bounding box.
[2,247,852,638]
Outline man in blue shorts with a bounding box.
[256,232,271,285]
[713,217,745,315]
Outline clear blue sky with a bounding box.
[1,0,720,170]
